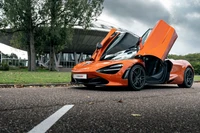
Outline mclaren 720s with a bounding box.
[71,20,194,90]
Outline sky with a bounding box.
[97,0,200,55]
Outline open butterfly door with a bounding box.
[137,20,178,61]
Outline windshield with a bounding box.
[100,32,140,60]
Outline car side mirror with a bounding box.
[96,42,102,49]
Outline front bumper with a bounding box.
[71,76,109,86]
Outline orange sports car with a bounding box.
[71,20,194,90]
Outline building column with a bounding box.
[74,52,78,64]
[0,51,2,64]
[78,52,83,63]
[54,52,62,67]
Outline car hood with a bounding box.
[72,59,141,72]
[73,61,123,72]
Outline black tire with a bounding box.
[128,65,146,91]
[84,84,96,88]
[178,67,194,88]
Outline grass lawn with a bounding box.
[194,75,200,82]
[0,68,199,84]
[0,69,71,84]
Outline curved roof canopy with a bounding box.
[0,22,126,54]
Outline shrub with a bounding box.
[192,62,200,75]
[0,63,10,71]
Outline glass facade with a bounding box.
[60,53,91,68]
[39,52,92,68]
[0,52,27,67]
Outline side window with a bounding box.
[141,29,152,45]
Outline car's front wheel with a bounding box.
[128,65,146,91]
[178,67,194,88]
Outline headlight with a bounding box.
[97,64,123,74]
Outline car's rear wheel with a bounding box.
[84,84,96,88]
[128,65,146,91]
[178,67,194,88]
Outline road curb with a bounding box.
[0,83,72,88]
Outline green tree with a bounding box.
[41,0,104,70]
[169,53,200,74]
[0,0,104,71]
[10,53,18,59]
[0,0,47,71]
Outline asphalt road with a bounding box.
[0,83,200,133]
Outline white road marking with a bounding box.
[28,105,74,133]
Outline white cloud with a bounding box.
[98,0,200,55]
[186,12,200,18]
[159,0,172,11]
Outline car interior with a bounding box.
[143,55,173,84]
